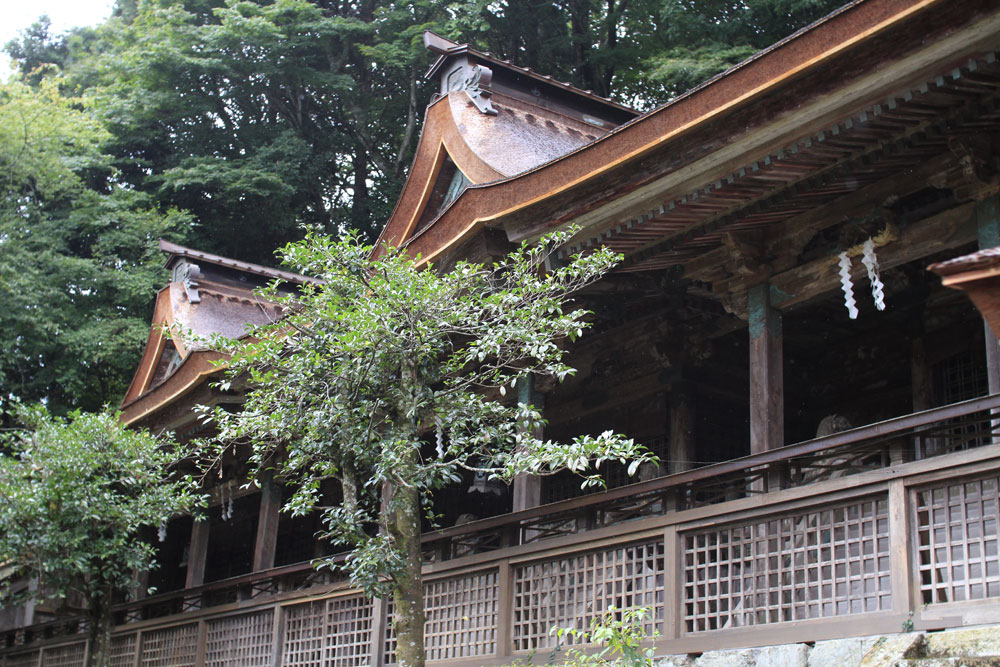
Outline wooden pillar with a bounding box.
[667,381,696,475]
[888,480,916,621]
[512,375,543,513]
[184,519,210,589]
[749,283,785,491]
[748,284,784,453]
[253,475,282,572]
[905,336,933,462]
[977,196,1000,395]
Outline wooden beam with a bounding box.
[681,154,959,282]
[768,201,976,311]
[184,520,210,589]
[748,283,784,456]
[252,474,281,572]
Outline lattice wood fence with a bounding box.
[4,651,39,667]
[139,623,198,667]
[109,633,137,667]
[7,451,1000,667]
[282,594,374,667]
[205,610,273,666]
[916,474,1000,604]
[683,496,891,632]
[512,541,665,651]
[39,643,85,667]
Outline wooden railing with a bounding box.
[4,395,1000,666]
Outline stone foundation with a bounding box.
[654,626,1000,666]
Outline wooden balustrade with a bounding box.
[5,395,1000,666]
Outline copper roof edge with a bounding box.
[158,239,322,285]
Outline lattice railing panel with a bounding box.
[282,595,374,667]
[5,651,39,667]
[324,595,374,667]
[383,599,395,666]
[683,495,891,633]
[511,541,665,651]
[205,610,273,666]
[282,601,325,667]
[424,571,498,660]
[140,623,198,667]
[916,475,1000,604]
[110,634,137,667]
[40,643,84,667]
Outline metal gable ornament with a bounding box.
[462,65,497,116]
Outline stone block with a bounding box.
[696,648,760,667]
[923,627,1000,659]
[756,644,810,667]
[655,655,698,667]
[809,636,879,667]
[860,633,926,666]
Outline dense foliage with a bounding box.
[0,77,191,415]
[0,406,202,666]
[1,0,844,412]
[200,230,655,667]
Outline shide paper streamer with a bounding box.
[861,238,886,311]
[838,251,859,319]
[838,238,887,319]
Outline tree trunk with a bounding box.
[391,480,425,667]
[86,578,114,667]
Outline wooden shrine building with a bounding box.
[6,0,1000,663]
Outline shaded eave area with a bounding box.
[396,0,1000,271]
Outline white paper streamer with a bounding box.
[838,252,858,319]
[158,521,167,543]
[861,238,886,311]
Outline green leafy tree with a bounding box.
[551,607,659,667]
[0,77,191,414]
[201,230,655,667]
[0,406,203,667]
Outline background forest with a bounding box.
[0,0,843,415]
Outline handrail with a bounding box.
[6,393,1000,642]
[427,392,1000,539]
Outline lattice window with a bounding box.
[40,643,85,667]
[325,595,374,667]
[916,475,1000,604]
[205,610,273,666]
[110,634,138,667]
[282,601,325,667]
[424,571,498,660]
[934,350,988,406]
[5,651,39,667]
[511,541,665,651]
[140,623,198,667]
[683,496,891,633]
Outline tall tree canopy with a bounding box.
[0,78,190,415]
